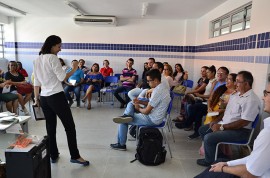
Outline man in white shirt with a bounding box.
[197,71,260,167]
[195,73,270,178]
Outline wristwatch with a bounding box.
[219,124,224,131]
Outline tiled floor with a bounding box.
[8,100,206,178]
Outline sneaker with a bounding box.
[68,100,74,107]
[188,132,200,139]
[110,143,127,151]
[51,156,60,163]
[113,115,133,123]
[197,158,211,167]
[120,103,126,108]
[23,107,29,115]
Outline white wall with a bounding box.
[4,17,189,77]
[194,0,270,99]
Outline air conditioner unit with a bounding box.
[74,15,117,26]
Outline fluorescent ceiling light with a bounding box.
[0,2,26,15]
[141,2,149,17]
[64,1,85,15]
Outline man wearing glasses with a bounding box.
[195,73,270,178]
[197,71,260,167]
[110,69,170,151]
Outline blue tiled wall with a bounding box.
[5,31,269,52]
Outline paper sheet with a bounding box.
[207,112,219,117]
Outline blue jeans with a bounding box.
[185,103,207,133]
[199,124,251,163]
[64,85,81,102]
[117,101,155,145]
[128,88,143,101]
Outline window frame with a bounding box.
[210,2,252,38]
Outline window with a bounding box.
[0,24,4,58]
[210,3,252,38]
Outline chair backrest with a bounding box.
[114,73,121,80]
[104,76,118,84]
[252,114,260,129]
[182,80,194,88]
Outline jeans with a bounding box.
[114,86,132,105]
[185,103,207,133]
[117,101,155,145]
[199,124,251,163]
[64,85,81,102]
[40,92,80,160]
[128,88,143,101]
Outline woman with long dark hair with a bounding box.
[33,35,89,166]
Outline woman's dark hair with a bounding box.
[91,63,100,72]
[17,61,23,69]
[209,85,227,109]
[210,73,237,108]
[143,62,148,71]
[8,61,17,71]
[208,65,216,76]
[154,62,164,72]
[59,58,65,66]
[39,35,62,55]
[173,63,184,78]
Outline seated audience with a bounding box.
[0,74,18,114]
[82,63,103,110]
[173,66,209,122]
[100,59,113,77]
[5,61,32,115]
[175,65,216,125]
[173,63,188,86]
[114,58,137,108]
[163,64,175,88]
[78,59,90,74]
[64,60,84,107]
[184,73,237,140]
[16,61,28,77]
[128,58,154,101]
[110,69,170,150]
[138,62,170,99]
[197,71,260,167]
[195,73,270,178]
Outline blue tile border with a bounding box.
[4,31,270,54]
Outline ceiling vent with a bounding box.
[74,15,117,26]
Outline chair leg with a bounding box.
[167,115,175,142]
[214,143,220,161]
[162,128,172,158]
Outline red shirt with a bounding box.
[100,67,113,77]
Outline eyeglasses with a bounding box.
[263,90,270,97]
[217,72,224,75]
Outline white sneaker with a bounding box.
[23,107,29,115]
[113,115,133,123]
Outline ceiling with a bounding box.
[0,0,228,19]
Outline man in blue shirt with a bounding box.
[64,60,84,107]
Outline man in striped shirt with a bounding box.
[114,58,137,108]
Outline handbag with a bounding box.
[16,83,33,94]
[172,84,186,95]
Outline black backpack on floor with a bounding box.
[131,127,167,166]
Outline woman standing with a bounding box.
[33,35,89,166]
